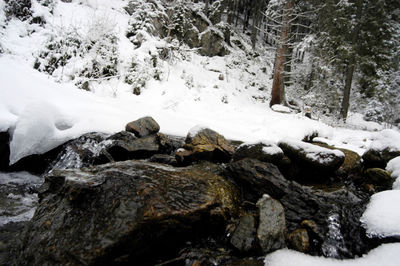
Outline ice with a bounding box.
[360,190,400,238]
[264,243,400,266]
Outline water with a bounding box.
[321,212,349,258]
[0,172,42,226]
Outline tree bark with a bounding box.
[270,0,293,107]
[341,55,356,120]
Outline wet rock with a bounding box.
[288,228,309,253]
[125,116,160,138]
[15,160,239,265]
[313,143,362,177]
[230,215,257,253]
[362,148,400,169]
[0,131,10,171]
[256,195,286,254]
[148,154,177,166]
[48,132,111,172]
[105,131,168,161]
[364,168,393,190]
[278,140,345,182]
[225,158,371,258]
[178,127,234,165]
[233,142,284,165]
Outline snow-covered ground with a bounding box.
[1,1,400,265]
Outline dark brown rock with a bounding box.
[16,160,239,265]
[362,148,400,169]
[288,228,310,253]
[364,168,393,189]
[178,127,234,164]
[125,116,160,138]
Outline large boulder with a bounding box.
[199,28,228,57]
[176,127,234,165]
[278,139,345,182]
[15,160,239,265]
[125,116,160,138]
[364,168,393,191]
[256,195,287,254]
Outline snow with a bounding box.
[264,243,400,266]
[278,139,345,164]
[271,104,292,114]
[387,156,400,190]
[368,129,400,152]
[360,190,400,238]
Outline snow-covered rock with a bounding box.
[360,190,400,238]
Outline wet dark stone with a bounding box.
[230,215,257,253]
[225,158,372,258]
[0,131,10,171]
[15,160,239,265]
[362,148,400,169]
[148,154,177,166]
[232,142,284,165]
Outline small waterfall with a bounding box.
[321,212,349,258]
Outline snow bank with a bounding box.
[368,129,400,152]
[387,156,400,190]
[264,243,400,266]
[360,190,400,238]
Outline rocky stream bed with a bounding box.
[0,117,399,265]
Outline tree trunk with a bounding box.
[270,0,293,107]
[341,55,356,120]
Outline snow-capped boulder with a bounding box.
[125,116,160,138]
[278,139,345,181]
[233,141,284,165]
[271,104,292,114]
[256,194,287,254]
[15,160,239,265]
[362,129,400,169]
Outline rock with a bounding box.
[200,28,228,57]
[362,148,400,169]
[313,143,362,177]
[232,142,284,165]
[148,154,177,166]
[48,132,111,172]
[271,104,292,114]
[364,168,393,190]
[16,160,239,265]
[226,158,371,258]
[125,116,160,138]
[230,215,257,253]
[278,140,345,182]
[288,229,309,253]
[105,131,167,161]
[0,131,10,171]
[178,127,234,165]
[256,195,286,254]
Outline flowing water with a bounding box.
[0,172,42,226]
[321,212,350,258]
